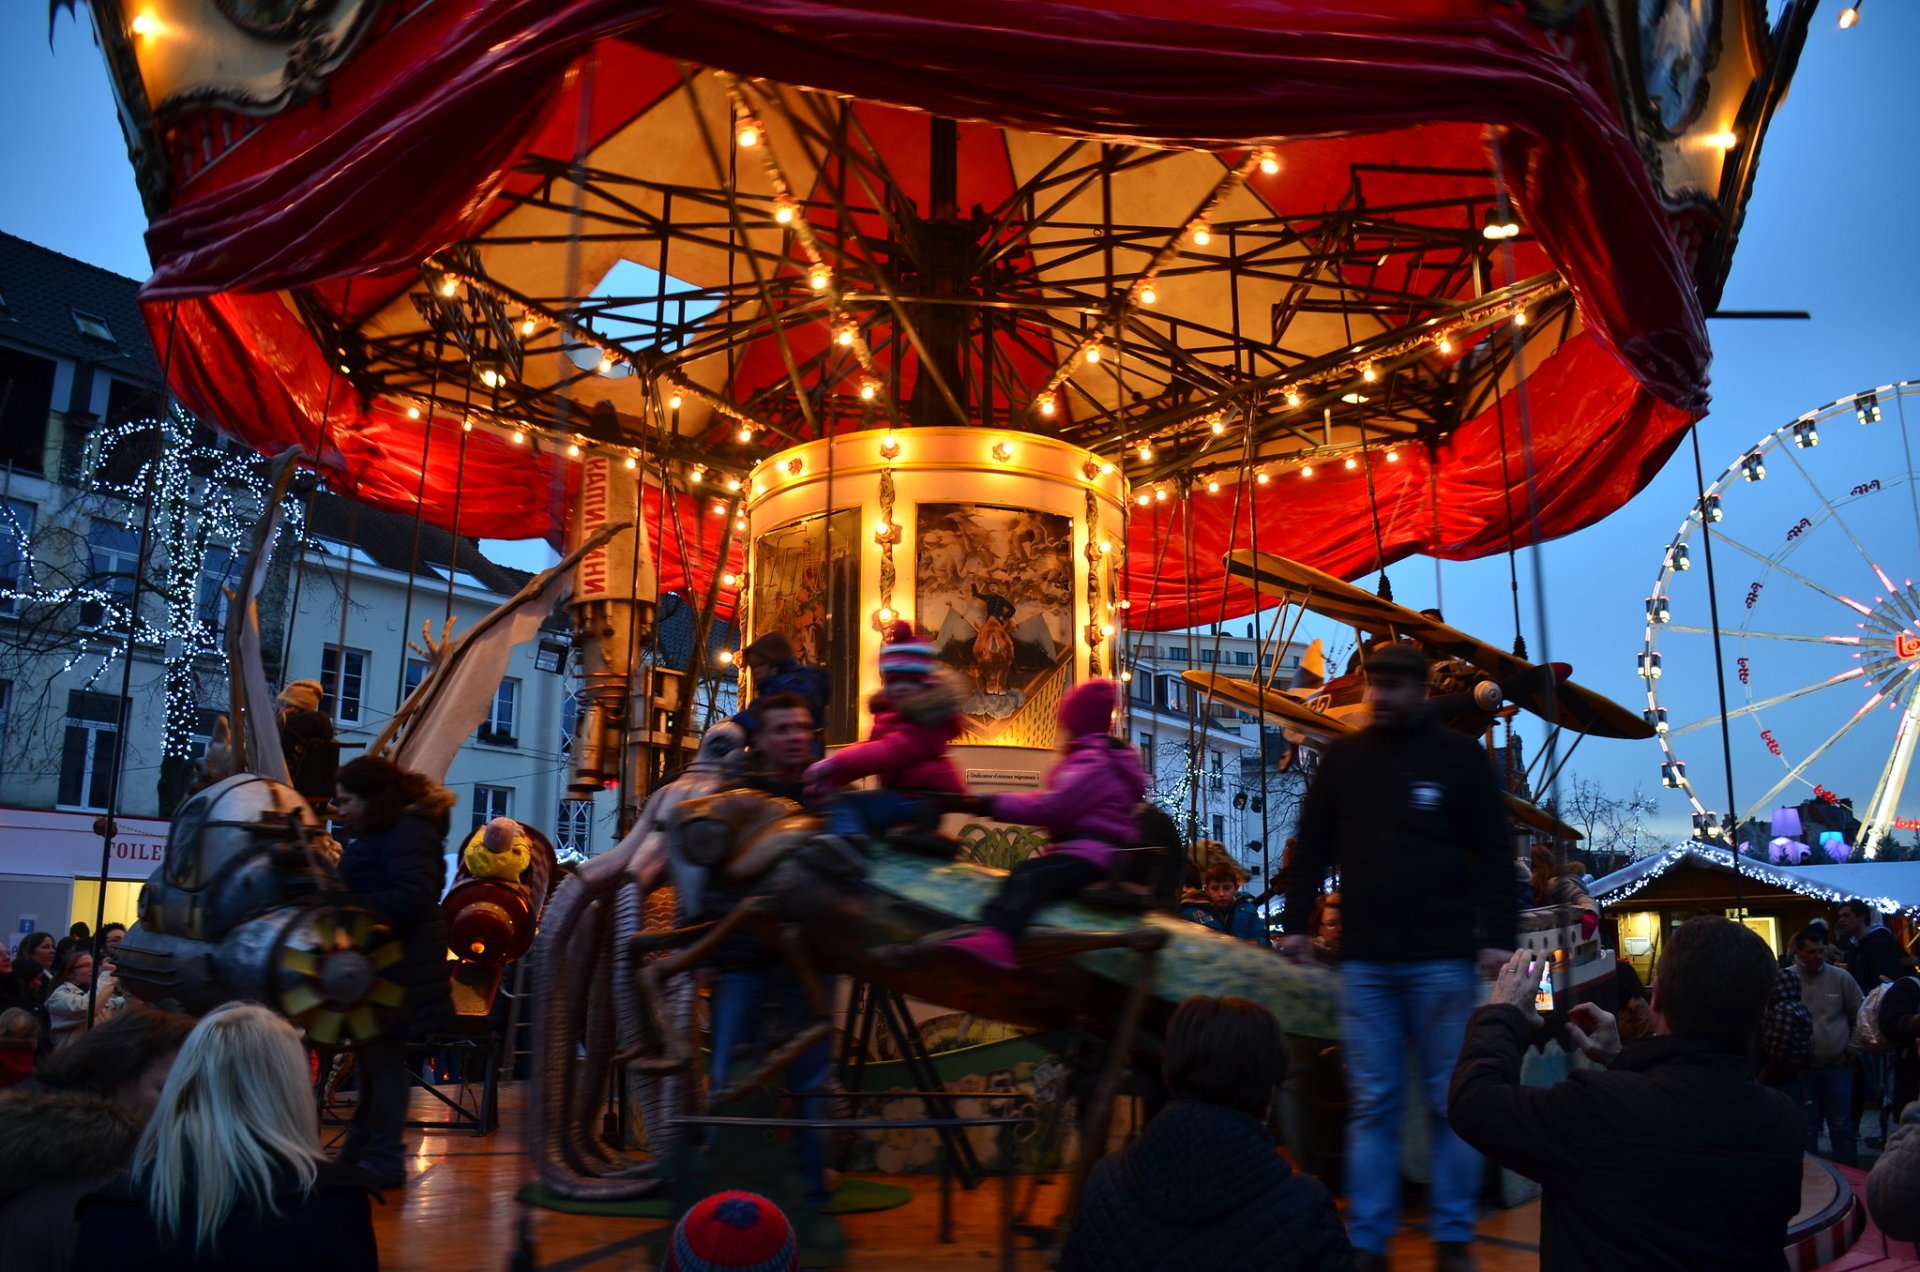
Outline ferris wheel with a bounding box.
[1641,379,1920,857]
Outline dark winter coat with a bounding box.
[1062,1098,1351,1272]
[1841,923,1911,992]
[337,794,454,1039]
[1285,712,1517,962]
[0,1085,142,1272]
[1449,1005,1802,1272]
[1868,1098,1920,1241]
[1178,893,1272,946]
[71,1163,377,1272]
[731,660,830,736]
[1881,973,1920,1121]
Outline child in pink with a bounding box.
[947,678,1147,970]
[804,621,967,838]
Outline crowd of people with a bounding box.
[2,626,1917,1272]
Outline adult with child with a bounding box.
[72,1002,378,1270]
[1279,640,1516,1272]
[42,947,96,1052]
[0,1006,193,1272]
[732,631,831,744]
[944,678,1147,971]
[1791,926,1863,1165]
[1062,994,1353,1271]
[328,755,456,1189]
[1448,917,1802,1272]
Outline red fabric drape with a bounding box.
[134,0,1711,626]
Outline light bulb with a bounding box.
[1119,598,1132,610]
[1137,443,1153,461]
[1037,393,1057,418]
[1098,462,1115,476]
[1257,150,1281,176]
[479,367,504,389]
[1098,539,1112,555]
[735,514,746,529]
[725,477,741,492]
[736,122,760,148]
[1344,456,1357,470]
[439,277,458,297]
[1120,671,1133,683]
[808,266,830,291]
[598,356,615,374]
[624,454,637,470]
[1361,363,1376,383]
[722,573,738,587]
[1839,5,1860,27]
[1084,344,1103,364]
[879,432,900,459]
[719,650,735,665]
[1703,130,1738,150]
[1209,417,1225,435]
[737,425,753,444]
[567,441,581,458]
[130,11,159,36]
[511,430,526,445]
[860,378,879,401]
[877,607,895,624]
[991,441,1013,462]
[1285,390,1300,408]
[1138,284,1157,306]
[1255,469,1269,485]
[1437,336,1453,354]
[1101,623,1116,637]
[406,406,421,420]
[461,417,473,433]
[1513,310,1528,327]
[1154,487,1167,502]
[1206,479,1220,493]
[1190,221,1212,247]
[1386,449,1400,463]
[1136,493,1150,507]
[691,467,705,483]
[1300,464,1314,478]
[521,314,537,337]
[836,324,855,347]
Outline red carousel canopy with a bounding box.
[100,0,1807,629]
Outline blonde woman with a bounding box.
[72,1003,377,1270]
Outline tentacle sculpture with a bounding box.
[528,722,746,1200]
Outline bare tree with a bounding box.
[1548,775,1660,865]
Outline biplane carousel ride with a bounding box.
[68,0,1818,1256]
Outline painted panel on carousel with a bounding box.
[752,509,860,745]
[915,503,1075,746]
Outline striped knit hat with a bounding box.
[664,1192,796,1272]
[878,619,938,678]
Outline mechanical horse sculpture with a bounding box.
[528,731,1338,1202]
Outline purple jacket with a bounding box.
[988,737,1148,869]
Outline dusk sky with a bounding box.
[4,5,1916,846]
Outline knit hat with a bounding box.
[742,632,793,665]
[664,1192,797,1272]
[277,679,324,713]
[1360,641,1428,681]
[878,619,938,678]
[1057,678,1117,737]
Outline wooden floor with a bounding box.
[365,1085,1544,1271]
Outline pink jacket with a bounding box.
[808,676,967,796]
[988,737,1148,869]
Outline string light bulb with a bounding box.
[736,119,761,148]
[406,406,421,420]
[836,323,856,347]
[1285,390,1301,408]
[439,276,459,297]
[719,649,735,665]
[1189,220,1212,247]
[1098,461,1115,476]
[1209,416,1226,436]
[991,441,1013,463]
[1037,392,1057,418]
[1206,478,1220,494]
[1255,468,1269,485]
[722,572,738,587]
[1084,344,1104,364]
[1137,442,1153,461]
[624,453,638,470]
[1437,335,1453,354]
[1256,149,1281,176]
[774,198,796,224]
[461,417,473,433]
[130,10,160,37]
[879,431,900,460]
[1300,464,1314,478]
[877,606,895,624]
[691,466,705,483]
[511,429,526,445]
[1137,284,1158,306]
[1839,4,1860,28]
[1136,493,1150,507]
[521,313,537,337]
[808,265,830,291]
[567,440,581,457]
[1386,449,1400,463]
[1344,456,1358,470]
[597,355,615,374]
[1361,362,1377,383]
[1513,309,1529,327]
[667,391,684,410]
[859,377,880,401]
[737,425,754,444]
[725,477,742,492]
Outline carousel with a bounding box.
[74,0,1852,1266]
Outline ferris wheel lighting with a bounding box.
[1741,453,1767,482]
[1692,493,1722,523]
[1645,707,1669,734]
[1660,760,1686,788]
[1646,596,1671,623]
[1793,420,1820,448]
[1638,651,1663,680]
[1856,392,1882,424]
[1666,542,1691,571]
[1691,812,1724,838]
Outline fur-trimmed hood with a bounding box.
[0,1087,140,1205]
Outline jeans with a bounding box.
[825,790,921,840]
[1339,960,1483,1254]
[1802,1063,1857,1165]
[341,1038,411,1177]
[710,966,835,1208]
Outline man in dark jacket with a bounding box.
[731,632,830,744]
[1279,641,1515,1272]
[1064,995,1351,1271]
[1449,916,1802,1272]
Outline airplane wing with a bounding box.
[1225,550,1652,740]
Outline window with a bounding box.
[0,345,55,474]
[1138,732,1154,777]
[1163,645,1188,661]
[321,645,368,723]
[1234,650,1253,666]
[59,691,123,810]
[478,678,519,745]
[1129,674,1151,704]
[196,546,235,632]
[1208,750,1225,790]
[82,519,140,629]
[472,785,513,831]
[104,378,161,427]
[556,798,592,859]
[403,657,430,700]
[0,498,32,616]
[1200,648,1217,664]
[1212,814,1226,843]
[71,309,117,345]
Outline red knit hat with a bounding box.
[664,1192,796,1272]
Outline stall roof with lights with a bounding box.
[1592,841,1920,920]
[83,0,1817,627]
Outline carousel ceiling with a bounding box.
[89,0,1814,629]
